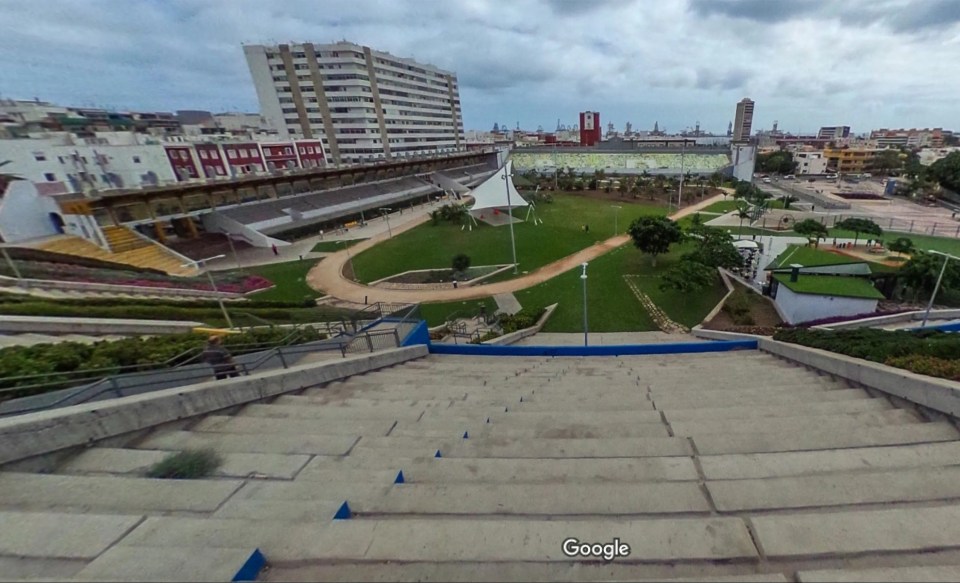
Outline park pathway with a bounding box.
[622,275,690,334]
[306,194,725,304]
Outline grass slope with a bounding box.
[350,194,665,283]
[516,242,726,333]
[243,260,321,303]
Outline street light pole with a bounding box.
[677,141,686,209]
[379,208,393,238]
[187,255,233,329]
[611,205,622,236]
[222,231,242,273]
[501,168,519,274]
[921,250,957,328]
[581,262,589,346]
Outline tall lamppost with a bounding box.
[581,262,589,346]
[186,255,233,329]
[501,167,519,274]
[677,141,686,209]
[611,205,622,236]
[921,250,958,328]
[221,230,242,273]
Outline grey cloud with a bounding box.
[694,68,751,91]
[545,0,637,15]
[688,0,824,23]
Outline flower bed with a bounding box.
[0,260,272,294]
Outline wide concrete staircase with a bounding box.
[32,230,198,277]
[3,352,960,581]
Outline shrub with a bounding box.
[722,290,755,325]
[885,355,960,382]
[773,328,960,364]
[452,253,471,274]
[146,449,222,479]
[498,309,544,334]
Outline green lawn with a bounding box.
[421,297,498,327]
[311,239,365,253]
[243,260,322,303]
[769,244,864,269]
[698,200,742,214]
[731,226,960,257]
[773,273,884,299]
[349,194,666,283]
[515,241,726,333]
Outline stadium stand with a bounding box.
[511,151,732,174]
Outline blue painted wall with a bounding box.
[428,339,757,357]
[401,320,431,346]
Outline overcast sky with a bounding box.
[3,0,959,135]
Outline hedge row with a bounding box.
[0,326,327,397]
[772,328,960,381]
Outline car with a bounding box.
[784,174,796,180]
[807,178,816,182]
[762,177,772,183]
[863,173,872,178]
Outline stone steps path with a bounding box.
[2,350,960,581]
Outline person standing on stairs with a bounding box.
[201,336,240,380]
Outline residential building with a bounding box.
[870,128,946,149]
[794,151,829,175]
[579,111,601,146]
[732,98,755,143]
[817,126,851,140]
[243,41,465,165]
[822,147,886,174]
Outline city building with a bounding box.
[732,98,755,143]
[818,126,851,140]
[243,41,465,165]
[870,128,947,149]
[794,151,829,175]
[579,111,601,146]
[822,147,886,174]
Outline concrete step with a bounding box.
[135,430,359,456]
[122,514,757,563]
[701,440,960,480]
[240,403,422,422]
[691,422,958,455]
[797,565,960,582]
[443,436,693,459]
[709,465,960,511]
[74,545,262,582]
[0,511,142,560]
[351,482,711,515]
[670,409,922,436]
[58,447,311,480]
[0,473,241,514]
[422,410,667,426]
[192,415,396,437]
[295,456,700,483]
[390,420,672,439]
[751,503,960,559]
[662,399,891,421]
[653,388,871,409]
[213,498,347,522]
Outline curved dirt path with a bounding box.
[306,194,726,304]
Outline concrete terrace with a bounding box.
[3,349,960,581]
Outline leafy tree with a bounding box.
[627,216,683,267]
[733,181,754,200]
[872,149,903,175]
[928,151,960,193]
[887,237,915,257]
[683,228,742,270]
[688,213,704,232]
[451,253,471,274]
[898,251,960,302]
[659,260,717,293]
[756,151,797,175]
[834,218,883,245]
[793,219,829,247]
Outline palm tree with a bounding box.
[736,205,752,240]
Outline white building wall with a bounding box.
[731,144,756,181]
[774,284,878,324]
[0,181,60,243]
[243,46,290,139]
[795,153,828,175]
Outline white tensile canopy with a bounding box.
[468,160,529,211]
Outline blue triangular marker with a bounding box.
[520,396,523,402]
[333,501,352,520]
[394,470,405,484]
[486,417,490,423]
[462,431,469,439]
[505,406,509,412]
[434,450,442,458]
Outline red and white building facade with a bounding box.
[162,138,327,182]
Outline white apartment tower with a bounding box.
[243,41,465,165]
[732,98,755,143]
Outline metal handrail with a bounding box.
[0,325,311,395]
